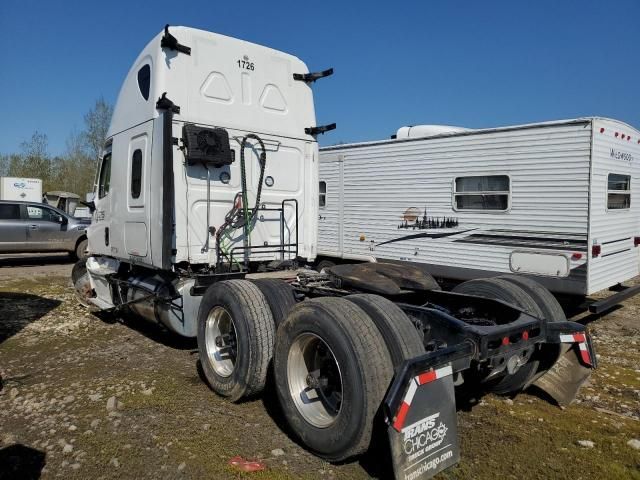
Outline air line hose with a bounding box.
[215,133,267,269]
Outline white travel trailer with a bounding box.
[318,118,640,305]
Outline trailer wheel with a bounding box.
[452,278,544,394]
[197,280,275,402]
[345,294,424,367]
[274,297,393,461]
[251,279,297,327]
[316,259,336,272]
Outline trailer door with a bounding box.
[317,154,343,257]
[588,120,640,294]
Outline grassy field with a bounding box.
[0,260,638,479]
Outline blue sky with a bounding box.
[1,0,638,155]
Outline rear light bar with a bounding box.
[592,244,601,257]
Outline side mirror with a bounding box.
[59,215,68,225]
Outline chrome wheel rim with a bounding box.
[205,306,237,377]
[287,333,343,428]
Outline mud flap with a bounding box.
[531,332,596,406]
[384,345,470,480]
[387,367,459,479]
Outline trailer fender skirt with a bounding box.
[531,332,596,406]
[383,344,471,480]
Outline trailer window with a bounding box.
[319,181,327,207]
[607,173,630,210]
[98,153,112,199]
[137,64,151,101]
[131,149,142,199]
[454,175,510,211]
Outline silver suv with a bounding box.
[0,200,91,260]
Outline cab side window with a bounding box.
[27,206,60,222]
[98,152,112,199]
[0,204,20,220]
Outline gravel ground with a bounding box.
[0,254,638,479]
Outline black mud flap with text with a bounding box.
[384,344,472,480]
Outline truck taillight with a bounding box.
[635,237,640,247]
[592,244,601,257]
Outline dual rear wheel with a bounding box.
[197,279,421,461]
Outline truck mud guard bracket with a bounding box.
[161,24,191,55]
[293,68,333,83]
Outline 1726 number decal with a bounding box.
[237,59,255,71]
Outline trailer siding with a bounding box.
[588,119,640,294]
[319,122,595,295]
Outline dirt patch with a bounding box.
[1,267,639,479]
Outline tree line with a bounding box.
[0,98,113,196]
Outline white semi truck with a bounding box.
[72,26,596,479]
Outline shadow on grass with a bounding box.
[0,253,73,268]
[0,444,46,480]
[92,310,197,351]
[0,292,61,344]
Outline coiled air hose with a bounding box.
[215,133,267,269]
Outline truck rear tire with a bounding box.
[498,275,566,381]
[274,297,393,461]
[345,294,424,367]
[197,280,275,402]
[497,275,566,322]
[452,278,544,395]
[251,279,297,327]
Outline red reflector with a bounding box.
[502,337,510,346]
[635,237,640,247]
[599,127,605,133]
[572,252,583,260]
[592,244,601,257]
[522,331,529,341]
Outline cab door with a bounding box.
[87,142,113,256]
[24,205,69,251]
[0,203,26,251]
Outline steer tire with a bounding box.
[197,280,275,402]
[251,279,297,327]
[274,297,393,461]
[345,294,424,368]
[452,278,544,395]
